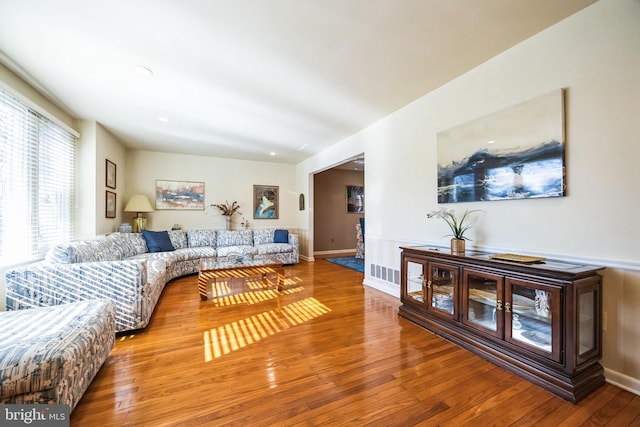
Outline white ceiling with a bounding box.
[0,0,597,164]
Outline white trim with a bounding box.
[363,277,400,298]
[605,368,640,396]
[367,233,640,272]
[314,249,355,256]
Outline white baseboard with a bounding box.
[605,368,640,396]
[363,277,400,298]
[314,249,355,256]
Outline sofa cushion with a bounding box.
[252,228,274,245]
[113,232,149,258]
[167,230,188,249]
[216,245,257,256]
[142,230,175,253]
[45,238,121,264]
[274,229,289,243]
[216,230,253,248]
[187,229,217,248]
[255,243,294,255]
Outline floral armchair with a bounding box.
[356,218,364,259]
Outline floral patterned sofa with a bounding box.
[0,299,116,412]
[5,228,298,332]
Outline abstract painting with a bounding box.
[346,185,364,213]
[437,89,565,203]
[155,180,205,209]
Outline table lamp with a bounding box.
[124,194,154,232]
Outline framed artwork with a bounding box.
[437,89,565,203]
[105,191,116,218]
[346,185,364,213]
[253,185,279,219]
[299,193,305,211]
[106,159,116,189]
[155,180,205,210]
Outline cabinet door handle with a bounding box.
[505,302,511,313]
[497,300,503,311]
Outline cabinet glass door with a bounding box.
[463,269,503,337]
[505,279,561,362]
[576,276,601,364]
[404,258,426,307]
[428,263,458,319]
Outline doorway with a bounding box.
[312,155,364,259]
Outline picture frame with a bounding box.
[253,185,279,219]
[155,180,205,210]
[105,191,116,218]
[437,89,565,203]
[106,159,116,189]
[346,185,364,213]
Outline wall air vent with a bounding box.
[370,264,400,285]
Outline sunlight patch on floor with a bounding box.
[212,285,304,307]
[203,297,331,361]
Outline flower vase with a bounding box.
[225,216,232,230]
[451,238,465,254]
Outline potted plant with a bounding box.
[212,201,241,230]
[426,208,481,254]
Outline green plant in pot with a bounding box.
[427,208,481,254]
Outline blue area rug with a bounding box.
[325,256,364,273]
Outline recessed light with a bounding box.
[134,66,153,77]
[487,140,496,144]
[157,116,169,122]
[269,152,276,156]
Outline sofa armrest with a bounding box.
[5,259,148,331]
[288,233,299,247]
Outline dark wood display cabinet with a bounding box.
[399,245,605,403]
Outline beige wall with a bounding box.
[313,168,364,254]
[123,150,297,232]
[296,0,640,393]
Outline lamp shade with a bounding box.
[124,195,154,213]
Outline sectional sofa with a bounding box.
[0,299,116,411]
[5,228,298,332]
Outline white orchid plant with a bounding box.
[427,208,481,240]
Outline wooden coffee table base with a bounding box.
[198,266,284,301]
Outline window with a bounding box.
[0,88,77,266]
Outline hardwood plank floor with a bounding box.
[71,260,640,426]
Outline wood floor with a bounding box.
[71,260,640,426]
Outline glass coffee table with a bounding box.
[197,255,284,301]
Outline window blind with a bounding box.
[0,88,77,266]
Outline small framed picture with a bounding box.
[106,159,116,189]
[346,185,364,213]
[106,191,116,218]
[253,185,279,219]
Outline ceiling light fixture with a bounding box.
[134,65,153,77]
[157,116,169,122]
[269,152,276,156]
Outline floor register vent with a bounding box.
[370,264,400,285]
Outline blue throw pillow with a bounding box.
[142,230,175,253]
[273,229,289,243]
[359,217,365,236]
